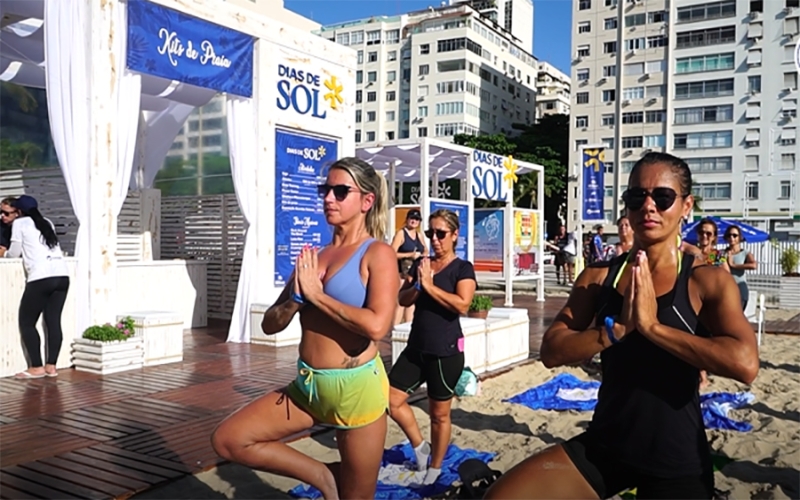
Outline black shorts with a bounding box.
[562,432,714,499]
[389,347,464,401]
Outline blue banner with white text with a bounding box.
[581,148,605,221]
[127,0,254,97]
[274,129,338,287]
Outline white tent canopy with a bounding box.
[357,138,536,182]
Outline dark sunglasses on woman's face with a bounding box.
[425,228,450,240]
[697,230,715,237]
[726,233,740,239]
[1,210,14,217]
[621,187,680,211]
[317,184,355,201]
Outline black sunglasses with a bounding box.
[1,210,14,216]
[726,233,740,239]
[317,184,356,201]
[622,187,682,211]
[425,228,450,240]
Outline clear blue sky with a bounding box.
[284,0,572,74]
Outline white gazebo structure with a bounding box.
[357,138,546,305]
[0,0,356,375]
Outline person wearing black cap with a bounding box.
[5,195,70,379]
[390,208,427,324]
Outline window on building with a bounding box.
[355,110,362,123]
[604,18,618,29]
[693,183,732,200]
[368,51,378,62]
[578,21,591,33]
[386,111,396,122]
[674,105,733,124]
[685,157,732,172]
[357,50,364,64]
[603,41,617,53]
[387,71,396,82]
[577,69,590,81]
[336,32,350,45]
[622,87,644,100]
[385,29,399,44]
[602,114,615,126]
[644,135,666,148]
[386,91,396,101]
[602,89,616,102]
[746,181,759,200]
[367,111,376,122]
[418,106,428,117]
[745,155,759,171]
[603,65,617,77]
[624,63,645,76]
[674,131,733,149]
[676,26,736,48]
[621,136,643,148]
[675,79,734,99]
[355,130,362,143]
[675,53,735,73]
[646,85,665,98]
[577,92,590,104]
[367,71,377,82]
[646,110,666,122]
[780,153,796,170]
[356,90,363,103]
[622,111,644,124]
[576,116,589,128]
[356,71,363,84]
[781,128,797,146]
[367,91,377,102]
[784,72,798,90]
[387,50,397,61]
[748,75,762,94]
[351,31,364,44]
[419,64,430,76]
[418,85,429,96]
[677,1,736,23]
[575,139,588,150]
[780,180,794,199]
[418,127,428,138]
[603,137,615,149]
[577,45,591,58]
[366,131,376,141]
[579,0,591,10]
[366,30,381,44]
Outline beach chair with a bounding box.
[744,292,765,346]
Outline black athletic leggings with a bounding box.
[19,276,70,367]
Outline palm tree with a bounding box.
[1,82,38,113]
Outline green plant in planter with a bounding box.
[469,295,494,312]
[82,316,136,342]
[780,246,800,277]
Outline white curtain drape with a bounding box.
[130,102,195,190]
[112,1,142,216]
[225,95,258,343]
[44,0,91,332]
[45,0,141,334]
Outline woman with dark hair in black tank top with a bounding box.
[391,209,426,324]
[485,152,759,500]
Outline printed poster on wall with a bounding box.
[274,129,338,287]
[474,209,504,273]
[581,148,605,221]
[429,200,468,261]
[126,0,254,97]
[514,209,540,275]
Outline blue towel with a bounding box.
[502,373,600,411]
[289,442,496,499]
[700,391,754,432]
[504,375,754,432]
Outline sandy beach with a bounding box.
[136,333,799,500]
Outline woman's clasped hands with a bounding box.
[609,251,661,343]
[295,245,326,304]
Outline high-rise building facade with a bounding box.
[317,3,539,144]
[449,0,535,53]
[569,0,799,235]
[536,61,571,120]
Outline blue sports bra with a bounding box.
[321,238,375,307]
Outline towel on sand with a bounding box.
[289,442,495,499]
[504,374,754,431]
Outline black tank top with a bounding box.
[588,252,713,477]
[398,229,424,254]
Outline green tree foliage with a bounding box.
[454,114,569,235]
[154,155,234,196]
[0,139,43,170]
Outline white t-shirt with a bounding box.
[9,217,68,282]
[563,231,578,256]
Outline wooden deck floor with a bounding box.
[0,297,567,500]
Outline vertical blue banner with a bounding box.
[274,130,338,287]
[582,148,605,221]
[429,201,469,261]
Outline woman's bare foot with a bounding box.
[15,368,46,379]
[44,364,58,377]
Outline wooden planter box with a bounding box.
[72,337,144,375]
[250,303,301,347]
[118,312,184,367]
[486,308,530,371]
[779,277,800,309]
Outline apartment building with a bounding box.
[317,3,539,144]
[536,61,571,120]
[167,0,320,163]
[568,0,799,235]
[449,0,535,53]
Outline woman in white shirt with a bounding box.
[6,195,70,379]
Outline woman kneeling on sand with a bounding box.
[211,158,397,500]
[485,152,758,500]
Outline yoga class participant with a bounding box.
[391,208,426,324]
[387,209,476,485]
[485,152,758,500]
[723,224,757,311]
[212,158,397,500]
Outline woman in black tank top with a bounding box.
[486,152,759,500]
[390,209,426,324]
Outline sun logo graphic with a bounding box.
[323,76,344,111]
[502,155,519,190]
[583,149,605,172]
[317,145,327,158]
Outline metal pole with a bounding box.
[196,105,204,195]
